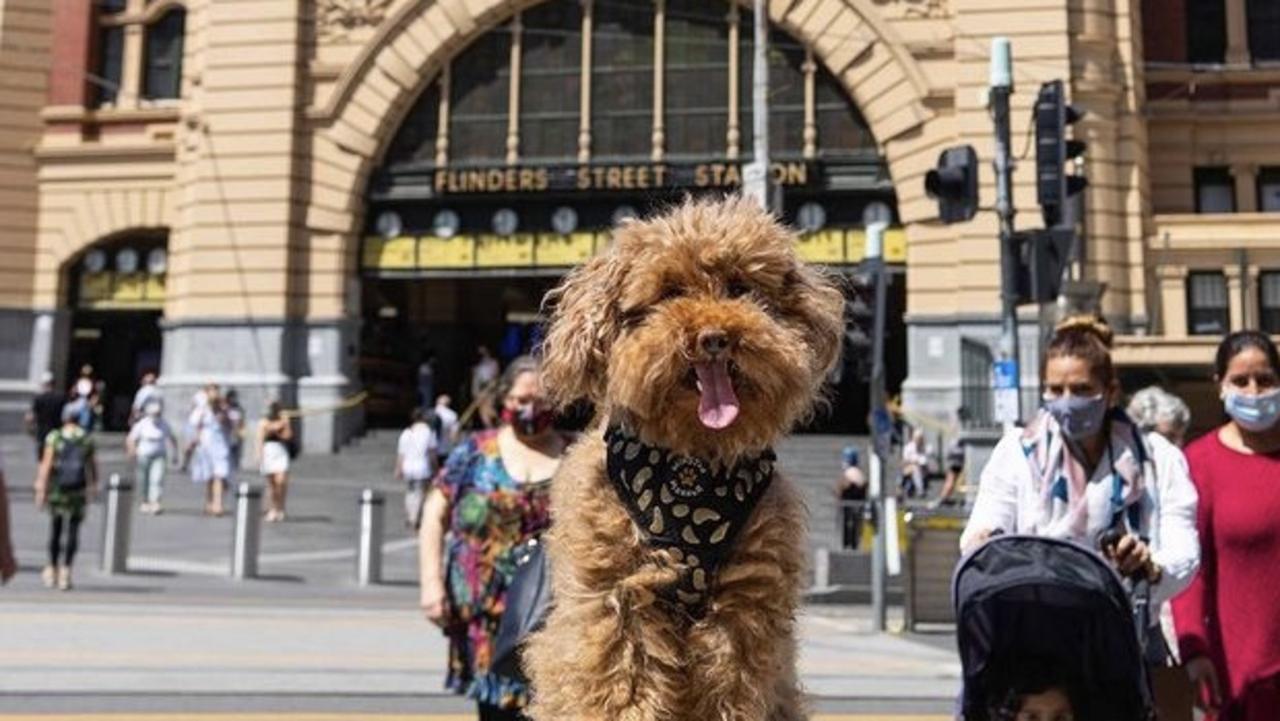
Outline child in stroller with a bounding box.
[954,535,1156,721]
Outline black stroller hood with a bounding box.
[952,535,1154,721]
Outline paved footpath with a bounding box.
[1,431,958,718]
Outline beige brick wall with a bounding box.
[0,0,50,309]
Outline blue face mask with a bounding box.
[1044,394,1108,440]
[1223,388,1280,433]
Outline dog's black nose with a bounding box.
[699,330,731,356]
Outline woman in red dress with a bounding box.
[1174,331,1280,720]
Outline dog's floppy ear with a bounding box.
[787,264,846,379]
[541,251,626,408]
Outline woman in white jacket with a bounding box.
[961,317,1200,618]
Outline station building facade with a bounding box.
[0,0,1276,447]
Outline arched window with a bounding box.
[816,69,875,158]
[740,22,806,158]
[520,2,583,161]
[449,24,512,164]
[386,81,440,168]
[664,0,728,159]
[591,0,653,160]
[143,8,186,100]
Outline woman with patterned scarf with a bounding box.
[960,317,1200,649]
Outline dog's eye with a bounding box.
[726,280,751,298]
[658,284,684,302]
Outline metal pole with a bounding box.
[357,488,385,587]
[990,37,1022,429]
[743,0,772,209]
[231,482,262,579]
[866,221,890,632]
[100,473,132,575]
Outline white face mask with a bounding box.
[1221,387,1280,433]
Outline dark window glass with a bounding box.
[814,65,874,157]
[450,25,512,164]
[1187,0,1227,64]
[520,3,582,161]
[591,0,653,160]
[740,21,805,158]
[1248,0,1280,61]
[1261,272,1280,333]
[97,0,127,14]
[1259,167,1280,211]
[385,81,441,167]
[94,25,124,106]
[1194,166,1235,213]
[664,0,728,158]
[1187,271,1230,335]
[143,8,186,100]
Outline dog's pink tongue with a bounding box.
[694,360,740,430]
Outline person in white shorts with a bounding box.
[397,408,438,528]
[257,401,294,523]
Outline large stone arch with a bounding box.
[306,0,936,242]
[36,184,175,306]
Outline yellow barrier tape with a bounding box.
[281,391,369,419]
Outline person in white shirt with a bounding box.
[961,317,1200,622]
[397,408,438,528]
[126,399,178,514]
[432,395,460,468]
[129,371,160,426]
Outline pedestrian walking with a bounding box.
[25,372,63,462]
[187,385,232,516]
[471,345,501,429]
[397,408,438,528]
[224,389,246,472]
[837,446,867,550]
[433,394,460,469]
[0,445,17,585]
[418,351,437,411]
[1127,385,1192,448]
[1172,331,1280,721]
[129,370,160,426]
[34,403,99,591]
[419,356,566,720]
[256,401,293,523]
[960,316,1200,631]
[933,408,968,508]
[126,399,178,515]
[900,427,928,499]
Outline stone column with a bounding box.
[1234,164,1258,213]
[159,0,309,441]
[1225,265,1245,332]
[1225,0,1250,65]
[1156,265,1189,338]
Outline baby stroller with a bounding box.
[953,534,1155,721]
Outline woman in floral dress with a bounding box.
[418,356,567,720]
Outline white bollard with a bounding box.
[100,473,133,575]
[357,488,385,587]
[231,482,262,579]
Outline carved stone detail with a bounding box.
[318,0,395,40]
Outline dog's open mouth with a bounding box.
[692,359,740,430]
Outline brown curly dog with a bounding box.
[524,196,845,721]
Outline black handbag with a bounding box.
[491,536,552,679]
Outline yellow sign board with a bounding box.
[535,233,596,266]
[476,233,535,267]
[363,226,906,273]
[419,236,475,269]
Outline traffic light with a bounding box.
[1035,80,1088,228]
[924,145,979,224]
[843,277,875,382]
[1014,228,1075,304]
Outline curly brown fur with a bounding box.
[527,196,844,721]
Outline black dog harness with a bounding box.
[604,425,775,618]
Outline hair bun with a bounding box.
[1054,315,1114,348]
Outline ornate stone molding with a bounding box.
[318,0,395,40]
